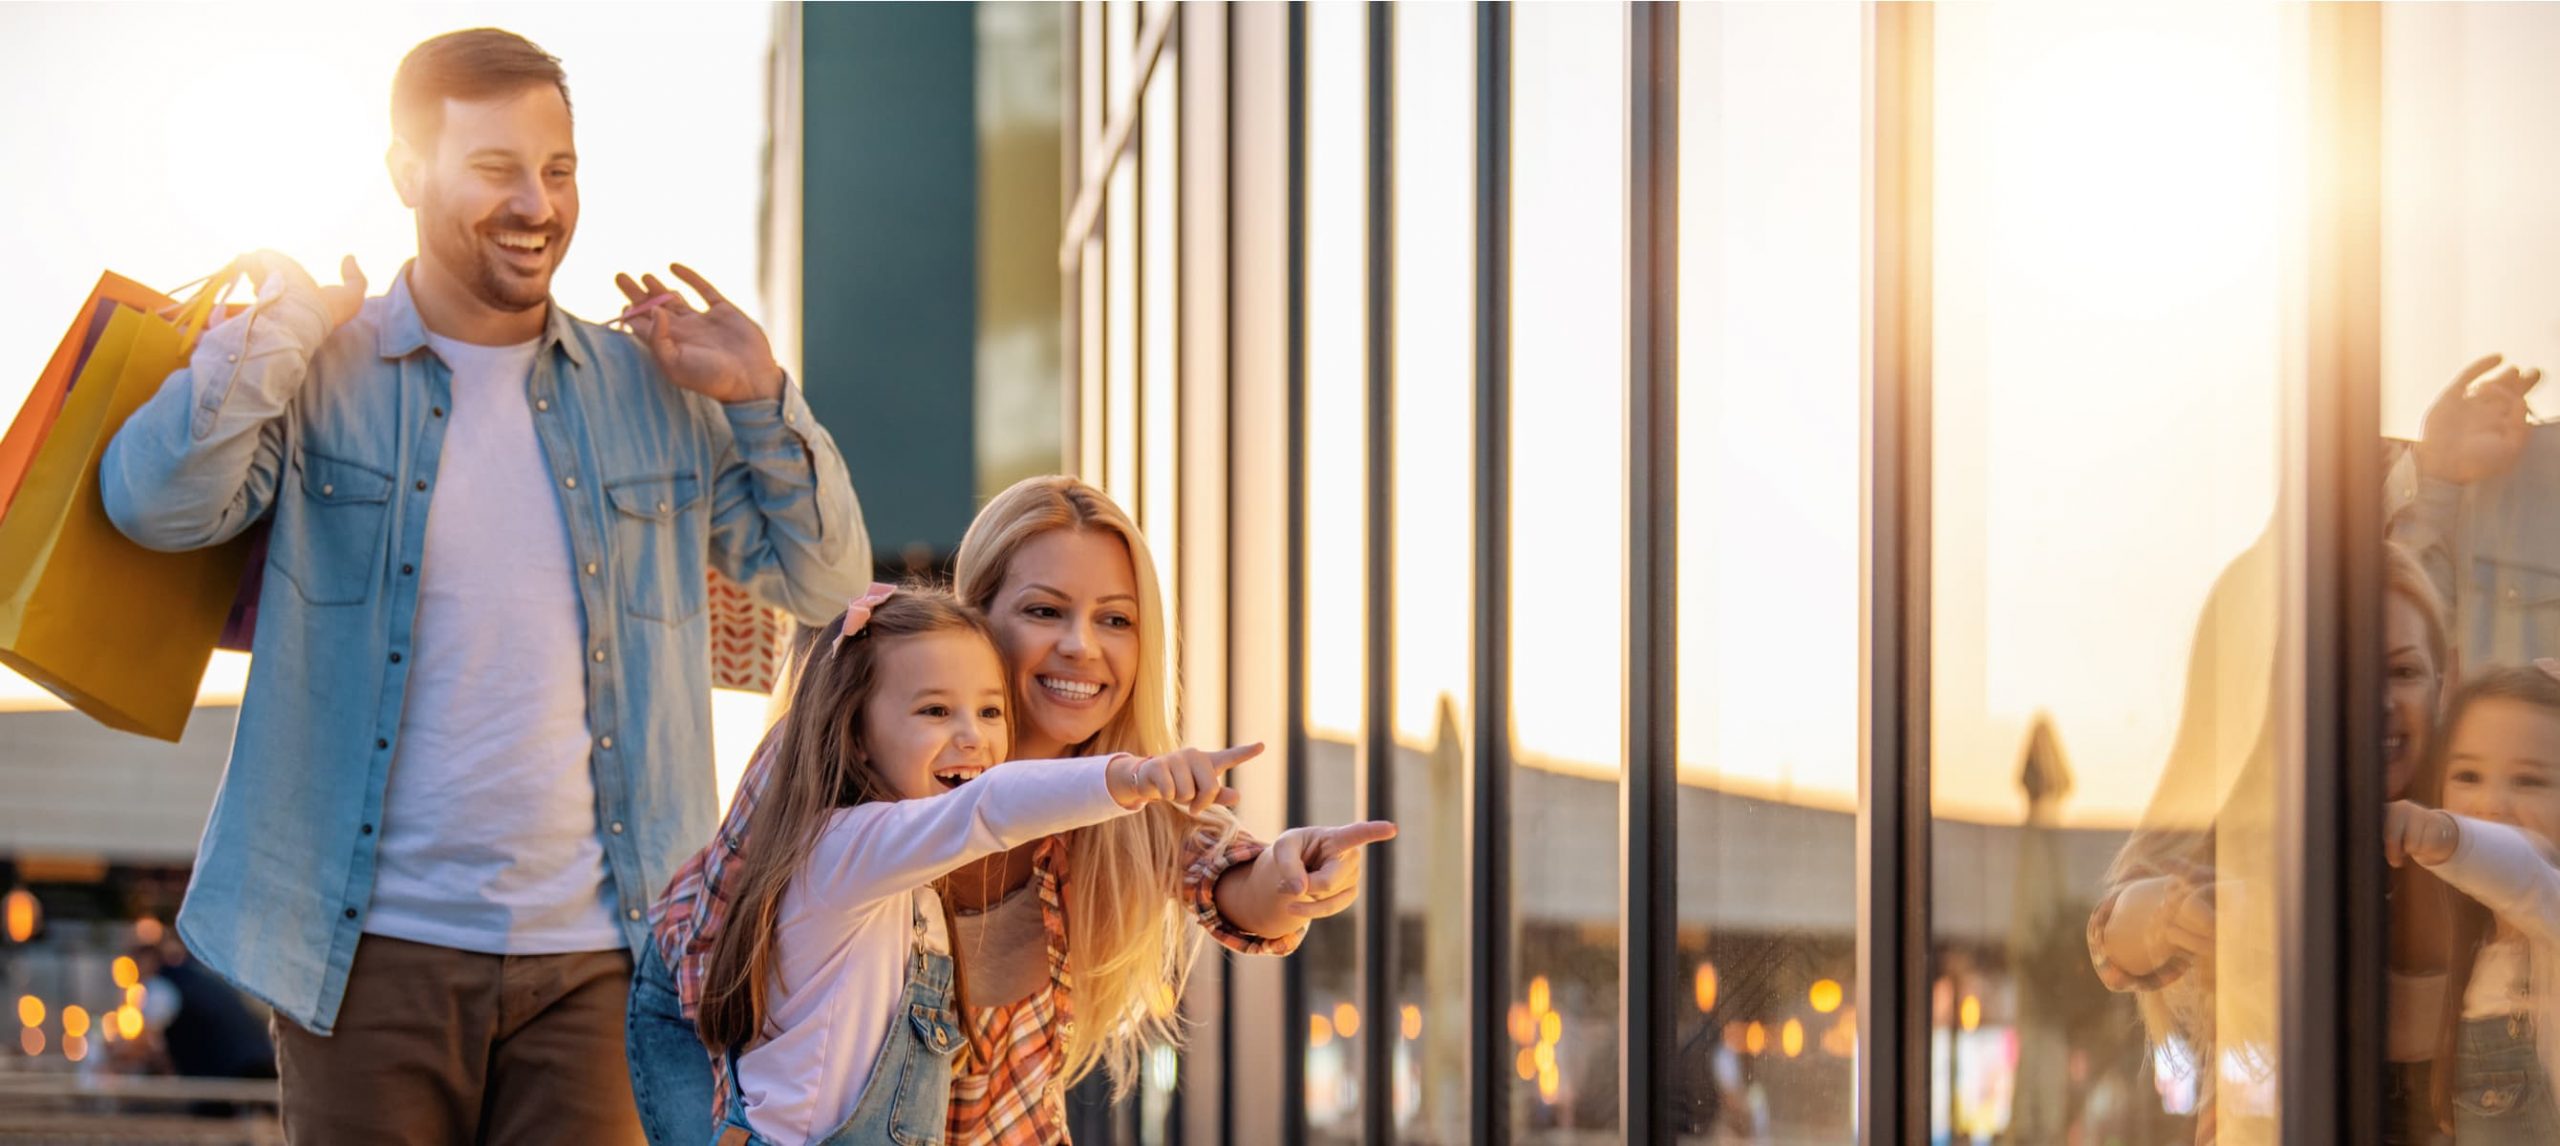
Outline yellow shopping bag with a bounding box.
[0,272,254,740]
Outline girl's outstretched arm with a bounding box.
[2410,808,2560,943]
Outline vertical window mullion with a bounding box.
[1282,4,1312,1144]
[1359,2,1398,1144]
[1860,5,1933,1143]
[1469,4,1513,1144]
[2294,6,2384,1145]
[1622,4,1678,1142]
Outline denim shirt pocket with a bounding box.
[277,451,394,606]
[2473,557,2560,662]
[606,472,707,625]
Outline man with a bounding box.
[2388,353,2552,668]
[99,28,867,1142]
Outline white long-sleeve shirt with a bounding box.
[736,755,1133,1144]
[2421,814,2560,1098]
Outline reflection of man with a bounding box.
[98,29,865,1142]
[2389,353,2552,667]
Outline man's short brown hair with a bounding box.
[391,28,571,148]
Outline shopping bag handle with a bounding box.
[161,260,262,350]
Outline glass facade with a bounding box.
[1059,4,2430,1144]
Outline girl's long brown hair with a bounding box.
[696,587,996,1053]
[2421,664,2560,1131]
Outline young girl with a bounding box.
[2387,663,2560,1143]
[679,582,1260,1145]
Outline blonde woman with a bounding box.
[631,476,1394,1144]
[2087,540,2452,1144]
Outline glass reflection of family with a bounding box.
[2089,354,2560,1145]
[100,29,1392,1146]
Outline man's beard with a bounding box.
[419,182,566,314]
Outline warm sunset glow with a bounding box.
[0,5,774,807]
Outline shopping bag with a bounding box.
[0,273,170,522]
[707,568,786,694]
[0,272,256,740]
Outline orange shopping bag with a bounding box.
[0,273,171,523]
[0,270,256,740]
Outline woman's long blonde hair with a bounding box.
[955,475,1233,1094]
[2100,539,2449,1075]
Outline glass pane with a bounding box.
[1300,3,1368,1140]
[1140,62,1179,616]
[1929,7,2298,1144]
[974,1,1067,499]
[1104,0,1139,506]
[1672,4,1864,1140]
[1508,3,1626,1137]
[1391,4,1474,1141]
[1076,0,1106,483]
[2380,9,2560,1144]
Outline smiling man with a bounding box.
[98,29,868,1143]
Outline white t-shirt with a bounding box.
[364,333,623,955]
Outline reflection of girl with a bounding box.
[2087,541,2452,1143]
[2388,665,2560,1144]
[684,585,1258,1144]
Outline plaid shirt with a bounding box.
[648,747,1298,1143]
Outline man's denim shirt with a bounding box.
[99,267,868,1034]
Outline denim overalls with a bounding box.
[2450,1013,2560,1145]
[637,891,964,1146]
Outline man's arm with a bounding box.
[100,253,361,551]
[615,265,870,623]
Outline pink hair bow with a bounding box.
[831,582,899,658]
[2538,657,2560,683]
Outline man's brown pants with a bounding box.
[270,934,644,1145]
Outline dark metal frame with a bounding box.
[1357,3,1400,1144]
[1861,5,1933,1143]
[1623,4,1679,1143]
[1469,3,1514,1142]
[2292,6,2386,1146]
[1280,4,1312,1144]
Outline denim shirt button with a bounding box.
[627,908,642,921]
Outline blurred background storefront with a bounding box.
[9,3,2560,1144]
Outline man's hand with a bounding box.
[613,265,785,404]
[231,251,366,330]
[2415,353,2541,485]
